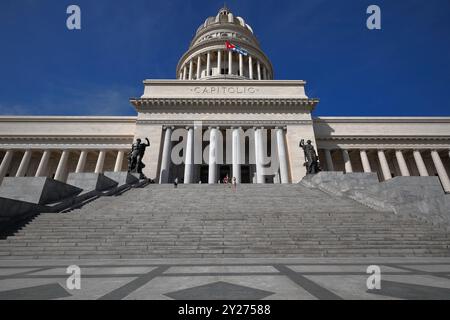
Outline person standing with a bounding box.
[232,176,237,192]
[174,177,178,188]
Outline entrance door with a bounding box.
[240,165,251,183]
[200,165,209,183]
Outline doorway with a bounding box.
[240,165,251,183]
[219,165,231,183]
[200,165,209,183]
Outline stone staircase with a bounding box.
[0,184,449,259]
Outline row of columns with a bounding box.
[180,49,270,80]
[0,149,126,184]
[159,127,289,184]
[322,148,450,192]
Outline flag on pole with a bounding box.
[225,41,248,56]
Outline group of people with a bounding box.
[222,175,237,191]
[173,175,237,190]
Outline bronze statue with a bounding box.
[128,138,150,179]
[299,139,321,174]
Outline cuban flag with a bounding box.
[225,41,248,56]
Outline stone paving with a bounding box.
[1,257,450,300]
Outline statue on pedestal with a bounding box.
[128,138,150,179]
[299,139,321,174]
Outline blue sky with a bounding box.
[0,0,449,116]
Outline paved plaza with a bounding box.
[1,257,450,300]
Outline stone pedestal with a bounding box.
[0,177,82,205]
[66,173,117,193]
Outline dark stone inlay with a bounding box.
[164,281,274,300]
[97,266,169,300]
[0,283,71,300]
[367,280,450,300]
[387,264,450,280]
[274,265,342,300]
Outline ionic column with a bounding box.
[54,150,70,182]
[16,150,32,177]
[377,150,392,181]
[413,150,429,176]
[182,65,187,80]
[359,150,371,173]
[228,51,233,75]
[276,128,289,183]
[342,149,353,173]
[159,127,173,183]
[184,127,194,184]
[75,150,88,173]
[257,61,261,80]
[395,150,410,176]
[35,150,51,177]
[0,150,14,183]
[188,60,193,80]
[239,54,243,76]
[206,52,211,77]
[263,66,268,80]
[217,50,222,75]
[324,149,334,171]
[431,150,450,192]
[95,150,106,174]
[196,56,201,79]
[208,127,219,184]
[248,56,253,79]
[114,150,125,172]
[254,128,265,183]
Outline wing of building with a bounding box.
[1,7,449,191]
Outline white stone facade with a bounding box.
[0,7,449,191]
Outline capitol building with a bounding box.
[0,6,449,192]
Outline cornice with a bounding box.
[316,136,450,141]
[135,119,312,126]
[142,79,307,86]
[130,98,319,111]
[0,116,137,123]
[0,135,133,141]
[313,117,450,124]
